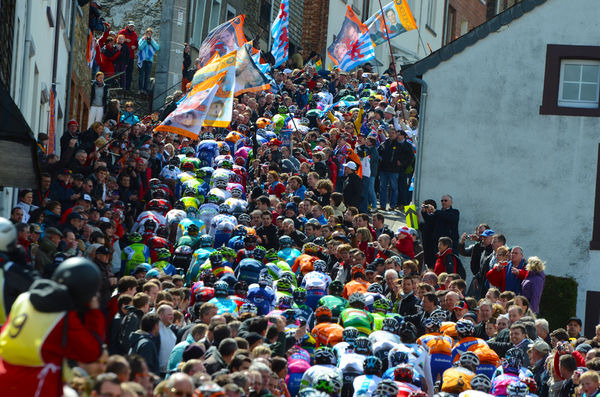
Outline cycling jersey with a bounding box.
[121,243,151,275]
[160,165,181,180]
[342,279,370,299]
[235,258,265,285]
[247,284,277,315]
[451,337,489,363]
[338,351,365,374]
[208,296,238,316]
[302,271,331,309]
[339,308,374,335]
[417,332,453,382]
[353,374,382,397]
[317,295,348,320]
[300,364,343,390]
[278,247,301,267]
[292,254,317,275]
[152,260,177,275]
[198,203,219,233]
[177,218,206,240]
[311,322,344,348]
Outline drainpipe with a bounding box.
[408,77,428,205]
[63,0,77,132]
[19,0,33,110]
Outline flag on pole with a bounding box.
[270,0,290,67]
[155,72,225,138]
[337,31,376,72]
[365,0,417,46]
[327,6,375,71]
[191,51,238,128]
[315,59,323,72]
[235,43,271,95]
[196,15,247,68]
[86,30,96,68]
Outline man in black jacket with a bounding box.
[422,194,460,251]
[342,161,362,209]
[129,312,160,375]
[396,130,415,207]
[378,129,401,211]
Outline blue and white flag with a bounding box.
[337,31,376,72]
[270,0,289,68]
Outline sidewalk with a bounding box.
[376,208,408,232]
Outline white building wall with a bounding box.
[416,0,600,321]
[3,0,72,217]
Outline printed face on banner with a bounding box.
[197,16,247,68]
[234,44,270,95]
[327,7,369,67]
[365,0,416,45]
[155,72,224,138]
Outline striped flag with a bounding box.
[337,31,376,72]
[327,6,375,71]
[270,0,289,68]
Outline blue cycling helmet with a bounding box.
[363,356,383,375]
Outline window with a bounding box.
[444,6,455,44]
[208,0,222,31]
[540,44,600,117]
[558,60,600,109]
[226,5,236,21]
[259,0,271,27]
[426,0,436,33]
[460,20,468,36]
[192,0,207,44]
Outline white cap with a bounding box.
[343,161,357,171]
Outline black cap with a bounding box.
[567,317,582,327]
[182,344,205,361]
[96,246,110,255]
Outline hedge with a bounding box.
[538,274,578,331]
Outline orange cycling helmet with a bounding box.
[315,306,332,318]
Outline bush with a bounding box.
[539,275,578,331]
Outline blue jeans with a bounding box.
[379,171,398,209]
[138,60,153,91]
[367,173,378,208]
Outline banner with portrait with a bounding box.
[327,6,370,67]
[234,43,271,96]
[155,72,225,138]
[191,50,237,128]
[196,15,247,68]
[365,0,417,46]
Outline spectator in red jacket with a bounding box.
[118,21,139,90]
[486,245,511,291]
[101,35,121,78]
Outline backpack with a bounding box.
[118,308,141,354]
[445,253,466,279]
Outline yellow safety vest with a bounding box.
[404,203,419,230]
[0,292,66,367]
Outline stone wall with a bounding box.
[100,0,164,37]
[70,4,92,126]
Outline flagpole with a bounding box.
[377,0,406,121]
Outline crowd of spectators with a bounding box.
[0,43,596,397]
